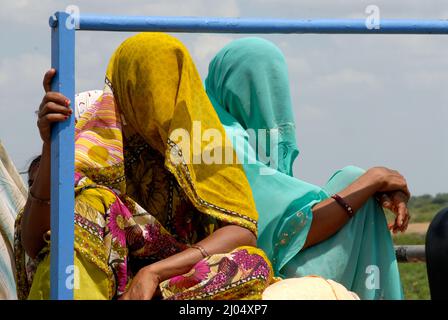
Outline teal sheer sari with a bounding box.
[205,37,403,300]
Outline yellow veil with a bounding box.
[75,33,258,234]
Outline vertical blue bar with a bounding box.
[50,11,75,300]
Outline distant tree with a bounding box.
[433,193,448,205]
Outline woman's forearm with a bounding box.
[145,225,256,282]
[21,142,51,258]
[303,173,381,249]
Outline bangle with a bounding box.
[191,244,209,258]
[331,194,354,218]
[29,190,50,206]
[43,231,51,244]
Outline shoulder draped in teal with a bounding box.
[205,37,403,300]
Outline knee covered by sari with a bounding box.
[14,33,274,300]
[205,37,403,299]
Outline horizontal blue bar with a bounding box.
[74,15,448,34]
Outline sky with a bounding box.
[0,0,447,196]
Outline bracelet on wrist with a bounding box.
[43,231,51,244]
[331,194,354,218]
[28,190,50,206]
[191,244,210,258]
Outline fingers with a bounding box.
[391,218,400,234]
[400,212,410,232]
[39,101,72,118]
[380,191,400,232]
[43,69,56,93]
[40,92,70,111]
[37,113,69,128]
[396,202,407,229]
[36,75,71,144]
[41,69,72,120]
[389,191,410,233]
[378,167,411,200]
[401,185,411,202]
[378,193,393,210]
[38,92,71,128]
[393,172,411,200]
[395,190,410,206]
[388,222,395,231]
[393,191,410,231]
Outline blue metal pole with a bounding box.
[78,15,448,34]
[49,12,75,300]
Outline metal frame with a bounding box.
[395,245,426,263]
[50,12,75,300]
[49,12,447,300]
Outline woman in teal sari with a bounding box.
[205,37,410,300]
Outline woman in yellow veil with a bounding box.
[15,33,273,300]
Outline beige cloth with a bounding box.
[262,276,360,300]
[0,140,27,299]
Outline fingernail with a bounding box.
[64,115,68,120]
[65,99,70,106]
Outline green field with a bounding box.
[389,193,448,300]
[393,233,429,300]
[407,193,448,223]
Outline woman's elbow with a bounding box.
[21,232,41,260]
[239,227,257,247]
[20,219,44,259]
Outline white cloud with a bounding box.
[188,34,237,75]
[240,0,448,19]
[0,0,57,25]
[0,52,48,100]
[132,0,240,17]
[317,68,379,88]
[0,52,48,173]
[298,104,327,122]
[192,35,234,61]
